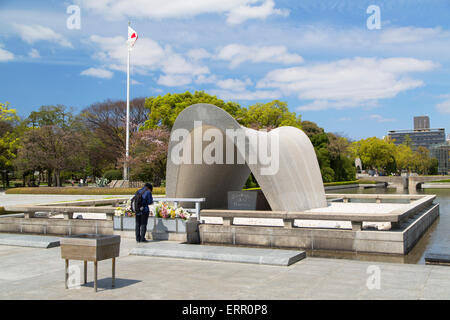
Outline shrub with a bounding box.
[102,169,122,181]
[5,187,166,195]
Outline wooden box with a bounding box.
[60,234,120,262]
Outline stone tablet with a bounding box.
[227,190,271,210]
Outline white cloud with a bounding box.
[157,74,192,87]
[217,43,303,68]
[80,68,114,79]
[213,77,280,100]
[89,35,165,73]
[77,0,288,25]
[212,88,280,100]
[226,0,289,25]
[88,35,209,86]
[194,74,217,84]
[380,27,449,44]
[436,98,450,114]
[14,24,72,48]
[28,48,40,59]
[256,57,437,111]
[217,78,252,91]
[161,51,209,75]
[0,45,14,62]
[187,48,211,61]
[367,114,396,123]
[131,79,143,85]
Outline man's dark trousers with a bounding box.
[135,212,149,242]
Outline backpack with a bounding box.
[130,189,145,214]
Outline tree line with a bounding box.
[351,136,438,175]
[4,91,417,189]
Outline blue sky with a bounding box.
[1,0,450,140]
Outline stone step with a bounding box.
[130,242,305,266]
[0,233,60,248]
[425,251,450,266]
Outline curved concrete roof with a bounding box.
[166,103,327,211]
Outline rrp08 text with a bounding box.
[226,304,268,315]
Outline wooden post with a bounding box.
[84,261,87,284]
[195,202,201,222]
[94,261,98,292]
[64,259,69,289]
[112,258,116,288]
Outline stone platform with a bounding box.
[130,242,305,266]
[200,194,440,255]
[425,247,450,266]
[0,233,60,248]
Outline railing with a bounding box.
[6,197,206,221]
[152,197,206,221]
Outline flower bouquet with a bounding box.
[114,199,134,217]
[153,202,191,220]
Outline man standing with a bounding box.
[134,183,153,243]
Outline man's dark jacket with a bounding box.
[137,187,153,215]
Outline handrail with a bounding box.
[7,197,207,221]
[152,197,206,221]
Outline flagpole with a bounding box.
[124,21,130,181]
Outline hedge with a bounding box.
[243,180,377,190]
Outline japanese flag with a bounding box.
[128,26,138,49]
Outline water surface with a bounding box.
[314,187,450,264]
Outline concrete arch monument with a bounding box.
[166,103,327,211]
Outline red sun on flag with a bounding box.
[128,26,138,49]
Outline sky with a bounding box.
[1,0,450,140]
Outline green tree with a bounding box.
[239,100,302,130]
[352,137,396,174]
[143,91,241,130]
[394,144,414,173]
[0,102,21,188]
[413,146,432,175]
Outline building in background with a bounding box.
[414,116,430,130]
[388,116,448,174]
[430,144,450,175]
[388,128,446,150]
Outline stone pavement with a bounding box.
[0,233,60,248]
[130,242,305,266]
[0,238,449,300]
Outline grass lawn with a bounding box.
[5,186,166,195]
[242,180,377,191]
[429,179,450,183]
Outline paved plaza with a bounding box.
[0,238,449,300]
[0,193,131,209]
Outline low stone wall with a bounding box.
[112,216,200,243]
[0,217,113,236]
[199,203,439,255]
